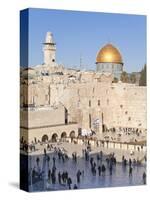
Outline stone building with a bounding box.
[20,32,146,144]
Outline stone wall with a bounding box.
[20,66,147,141]
[21,106,65,128]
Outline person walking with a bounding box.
[48,169,51,182]
[85,150,89,161]
[53,156,56,166]
[58,172,61,184]
[76,170,81,183]
[62,172,65,184]
[51,171,56,184]
[90,157,94,167]
[100,151,103,161]
[143,172,146,184]
[74,152,77,163]
[123,158,127,166]
[129,158,132,167]
[102,164,106,175]
[36,157,40,170]
[67,177,72,189]
[47,155,50,168]
[98,165,101,176]
[129,166,133,176]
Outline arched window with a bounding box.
[61,132,67,138]
[51,133,58,142]
[70,131,75,138]
[42,135,48,142]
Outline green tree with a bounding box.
[120,71,129,83]
[139,64,147,86]
[112,77,118,83]
[130,73,136,84]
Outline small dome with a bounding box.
[96,44,123,64]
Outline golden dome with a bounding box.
[96,43,123,64]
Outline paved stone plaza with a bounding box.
[27,151,146,192]
[20,142,146,192]
[21,141,146,163]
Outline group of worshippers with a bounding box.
[30,147,146,190]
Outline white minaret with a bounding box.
[43,32,56,66]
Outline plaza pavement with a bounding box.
[21,141,146,164]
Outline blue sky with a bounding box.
[27,8,146,73]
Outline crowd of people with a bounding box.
[102,127,146,143]
[29,146,146,191]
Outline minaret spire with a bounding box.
[43,32,56,66]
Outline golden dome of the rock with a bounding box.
[96,44,123,64]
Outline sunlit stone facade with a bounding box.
[20,32,146,143]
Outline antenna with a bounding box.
[80,53,82,69]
